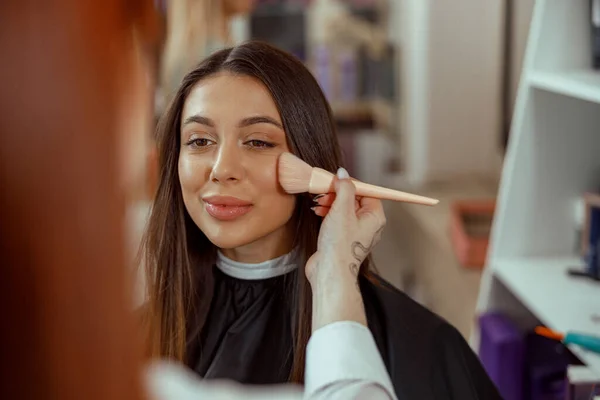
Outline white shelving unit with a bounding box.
[475,0,600,379]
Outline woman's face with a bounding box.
[179,72,296,260]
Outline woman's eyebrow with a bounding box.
[238,116,283,130]
[183,114,215,127]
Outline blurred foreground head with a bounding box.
[0,1,159,399]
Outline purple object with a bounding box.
[313,45,333,101]
[479,312,525,400]
[523,333,571,400]
[339,49,358,102]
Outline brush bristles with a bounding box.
[278,152,313,194]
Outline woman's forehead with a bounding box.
[181,73,282,125]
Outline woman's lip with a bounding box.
[203,196,253,207]
[204,203,253,221]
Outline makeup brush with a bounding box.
[535,326,600,354]
[278,152,439,206]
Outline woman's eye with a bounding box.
[187,138,213,148]
[246,140,275,148]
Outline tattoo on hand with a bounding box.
[347,225,385,280]
[349,262,360,277]
[351,226,385,261]
[349,262,360,290]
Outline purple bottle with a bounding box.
[313,44,333,101]
[339,49,358,103]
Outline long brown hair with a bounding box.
[142,41,372,382]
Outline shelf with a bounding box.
[492,256,600,376]
[330,99,394,131]
[330,101,373,118]
[252,3,306,17]
[529,70,600,104]
[477,0,600,387]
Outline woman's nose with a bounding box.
[210,145,245,184]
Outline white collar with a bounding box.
[216,248,299,280]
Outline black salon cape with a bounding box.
[186,267,502,400]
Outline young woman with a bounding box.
[142,41,502,400]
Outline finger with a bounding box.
[356,197,386,230]
[316,194,361,212]
[311,205,330,217]
[357,196,384,217]
[330,167,356,214]
[313,193,335,207]
[356,199,386,250]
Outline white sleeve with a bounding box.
[304,321,397,400]
[146,322,397,400]
[145,361,303,400]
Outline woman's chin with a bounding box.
[203,232,256,251]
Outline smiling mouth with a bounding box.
[203,196,253,221]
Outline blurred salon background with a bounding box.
[128,1,600,398]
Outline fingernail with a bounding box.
[313,194,325,202]
[310,206,316,211]
[337,167,349,179]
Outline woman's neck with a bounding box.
[220,223,294,263]
[216,246,299,280]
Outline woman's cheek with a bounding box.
[252,154,283,192]
[178,154,205,190]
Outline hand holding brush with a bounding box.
[278,152,439,206]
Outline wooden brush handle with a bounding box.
[354,180,438,206]
[309,168,438,206]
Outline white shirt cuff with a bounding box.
[304,321,396,399]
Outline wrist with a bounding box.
[307,254,359,289]
[310,274,367,333]
[311,289,367,332]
